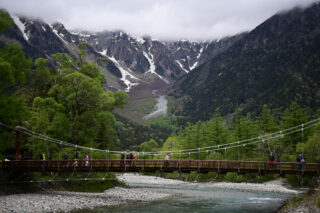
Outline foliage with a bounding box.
[0,10,13,33]
[301,124,320,163]
[24,46,128,158]
[152,103,319,185]
[0,31,128,160]
[114,114,172,151]
[0,15,32,159]
[140,139,158,152]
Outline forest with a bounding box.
[0,11,128,160]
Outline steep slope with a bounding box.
[170,3,320,121]
[0,15,77,59]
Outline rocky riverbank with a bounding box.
[276,188,320,213]
[0,187,170,213]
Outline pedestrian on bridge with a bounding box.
[82,153,86,166]
[165,153,170,167]
[129,153,134,166]
[297,154,306,171]
[40,153,46,168]
[62,152,68,167]
[73,151,79,167]
[126,153,132,166]
[268,152,275,168]
[120,153,125,167]
[85,153,89,167]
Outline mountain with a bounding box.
[0,12,242,94]
[76,30,243,90]
[170,3,320,122]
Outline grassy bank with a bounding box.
[277,185,320,213]
[0,171,125,194]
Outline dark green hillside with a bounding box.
[170,3,320,122]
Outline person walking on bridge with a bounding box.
[131,152,137,167]
[85,153,89,167]
[268,152,275,168]
[62,152,68,167]
[73,151,79,167]
[297,154,306,171]
[120,153,125,167]
[165,153,170,167]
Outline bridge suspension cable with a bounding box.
[1,118,320,156]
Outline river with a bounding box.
[79,174,296,213]
[144,90,168,119]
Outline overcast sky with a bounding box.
[0,0,318,40]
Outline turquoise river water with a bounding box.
[80,181,295,213]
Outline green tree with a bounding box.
[78,42,87,65]
[297,123,320,163]
[0,11,13,32]
[28,58,53,99]
[27,97,68,159]
[280,102,308,161]
[258,105,277,133]
[0,13,32,159]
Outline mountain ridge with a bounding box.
[170,3,320,122]
[0,12,242,94]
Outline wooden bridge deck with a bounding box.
[2,159,320,176]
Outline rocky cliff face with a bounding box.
[76,30,242,90]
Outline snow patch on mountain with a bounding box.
[197,47,204,59]
[51,26,68,45]
[11,16,29,41]
[135,37,145,44]
[190,47,204,70]
[143,51,156,74]
[100,49,107,55]
[99,49,139,91]
[143,49,170,84]
[190,61,198,70]
[175,60,189,73]
[109,56,139,92]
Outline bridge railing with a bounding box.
[2,159,320,174]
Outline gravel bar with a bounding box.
[0,187,170,213]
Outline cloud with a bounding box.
[0,0,318,40]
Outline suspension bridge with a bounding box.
[1,119,320,179]
[2,159,320,176]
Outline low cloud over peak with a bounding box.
[1,0,318,40]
